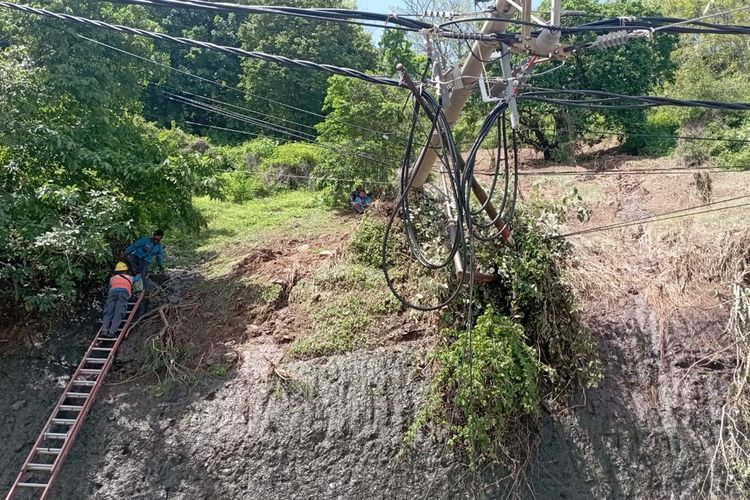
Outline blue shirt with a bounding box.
[126,237,164,266]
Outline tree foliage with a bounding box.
[519,0,678,158]
[411,307,543,465]
[142,9,245,142]
[238,0,378,137]
[0,3,219,312]
[649,0,750,168]
[314,75,414,204]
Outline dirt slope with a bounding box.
[2,154,747,498]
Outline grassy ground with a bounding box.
[169,191,350,273]
[288,262,402,358]
[163,191,421,360]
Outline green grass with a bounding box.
[170,190,348,270]
[289,262,401,358]
[208,363,229,377]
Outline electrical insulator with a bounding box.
[592,30,648,49]
[535,28,560,55]
[423,10,454,19]
[593,30,629,49]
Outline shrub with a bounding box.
[617,107,680,156]
[406,202,601,475]
[259,143,324,188]
[409,307,543,464]
[679,119,750,170]
[349,214,390,268]
[494,207,602,390]
[215,138,278,171]
[219,171,272,203]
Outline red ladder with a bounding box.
[5,292,145,500]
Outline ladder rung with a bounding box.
[91,347,113,352]
[80,369,102,375]
[18,482,48,488]
[58,405,83,411]
[51,418,77,425]
[45,432,68,440]
[65,392,90,398]
[96,337,117,342]
[36,448,62,455]
[71,380,96,386]
[27,463,54,472]
[84,358,107,364]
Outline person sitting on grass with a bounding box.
[352,189,372,214]
[349,186,362,206]
[101,261,133,338]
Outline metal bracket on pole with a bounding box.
[499,46,520,129]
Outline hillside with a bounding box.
[2,154,747,498]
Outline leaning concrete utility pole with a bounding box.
[409,0,517,188]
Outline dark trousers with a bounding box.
[125,253,150,277]
[102,289,130,337]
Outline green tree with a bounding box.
[377,28,426,76]
[314,75,413,204]
[0,2,219,313]
[142,9,246,142]
[238,0,378,138]
[519,0,678,158]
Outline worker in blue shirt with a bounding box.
[125,229,165,278]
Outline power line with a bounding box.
[43,23,411,141]
[168,89,318,132]
[183,120,400,171]
[557,194,750,238]
[9,2,750,118]
[652,5,750,32]
[169,94,408,166]
[161,90,320,141]
[518,125,750,145]
[555,14,750,35]
[0,1,401,86]
[468,168,737,177]
[107,0,434,31]
[521,89,750,111]
[106,0,517,43]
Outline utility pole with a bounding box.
[410,0,566,189]
[409,0,517,188]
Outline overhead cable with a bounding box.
[56,27,408,141]
[520,89,750,111]
[0,1,401,87]
[518,125,750,144]
[106,0,433,30]
[104,0,515,41]
[557,194,750,238]
[168,96,401,168]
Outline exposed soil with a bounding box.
[231,234,349,283]
[2,154,748,498]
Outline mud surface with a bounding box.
[1,299,733,499]
[2,156,745,498]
